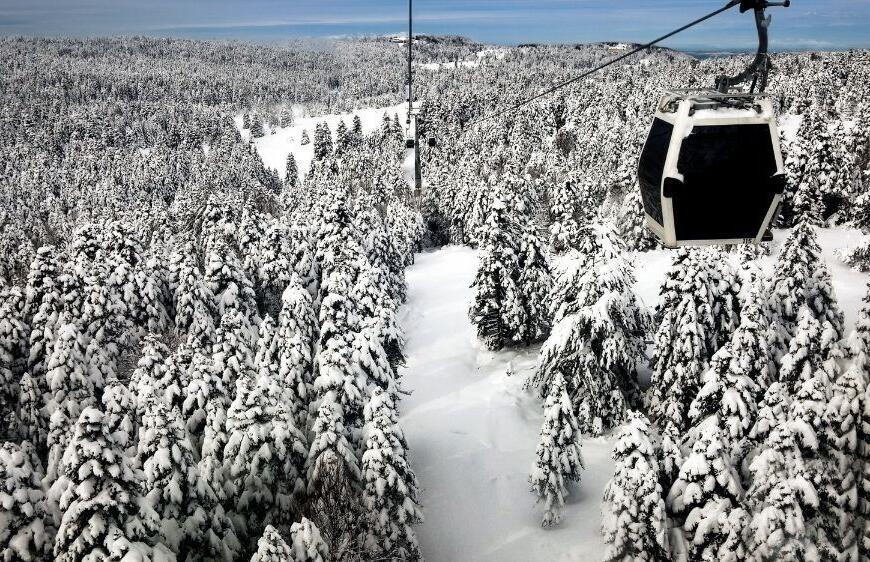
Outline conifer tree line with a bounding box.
[1,33,869,561]
[0,55,427,559]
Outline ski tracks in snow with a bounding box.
[398,245,612,562]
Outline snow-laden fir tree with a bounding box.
[705,248,742,346]
[305,401,361,558]
[359,389,423,559]
[203,239,258,321]
[250,525,293,562]
[517,224,553,343]
[43,322,100,486]
[101,380,138,454]
[0,441,50,561]
[52,407,151,562]
[779,306,840,392]
[850,282,870,369]
[788,366,835,556]
[649,250,718,432]
[288,518,329,562]
[223,373,307,547]
[768,221,844,361]
[819,367,864,562]
[313,268,369,432]
[313,122,332,161]
[468,191,527,350]
[138,397,240,561]
[548,181,582,254]
[616,187,658,252]
[277,275,317,430]
[601,411,669,562]
[0,287,27,438]
[300,129,310,145]
[745,420,816,562]
[529,372,584,527]
[212,307,255,392]
[689,346,762,465]
[666,424,746,562]
[285,152,298,190]
[728,273,774,391]
[532,223,646,435]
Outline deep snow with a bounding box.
[399,246,613,562]
[397,228,869,562]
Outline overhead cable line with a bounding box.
[469,0,788,127]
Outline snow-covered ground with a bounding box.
[416,48,508,72]
[398,227,869,562]
[399,246,612,562]
[239,103,409,182]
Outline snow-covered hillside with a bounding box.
[399,246,612,562]
[398,226,869,562]
[239,104,409,182]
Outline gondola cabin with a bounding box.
[637,91,786,248]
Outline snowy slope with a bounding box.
[399,246,613,562]
[398,228,868,562]
[239,103,409,182]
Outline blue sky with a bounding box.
[0,0,867,50]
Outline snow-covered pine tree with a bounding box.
[286,518,329,562]
[616,187,658,252]
[666,424,746,561]
[250,114,264,138]
[0,287,27,438]
[305,401,361,558]
[820,367,864,562]
[789,367,834,556]
[548,181,582,254]
[223,373,307,548]
[689,346,761,463]
[532,222,646,435]
[779,306,839,392]
[52,407,149,561]
[649,250,717,432]
[468,192,527,350]
[335,120,349,155]
[359,389,422,559]
[705,249,742,346]
[44,323,99,484]
[212,307,255,393]
[17,372,48,449]
[130,333,170,411]
[300,129,310,145]
[529,372,584,526]
[601,411,669,562]
[251,525,293,562]
[517,224,552,343]
[728,273,775,392]
[769,221,844,362]
[313,122,332,161]
[745,421,816,561]
[850,282,870,369]
[203,239,258,321]
[277,276,317,430]
[138,397,240,560]
[101,381,138,454]
[0,441,50,561]
[285,152,298,190]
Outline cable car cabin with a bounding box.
[637,91,786,248]
[405,138,416,149]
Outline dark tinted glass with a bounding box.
[637,118,672,226]
[673,123,777,241]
